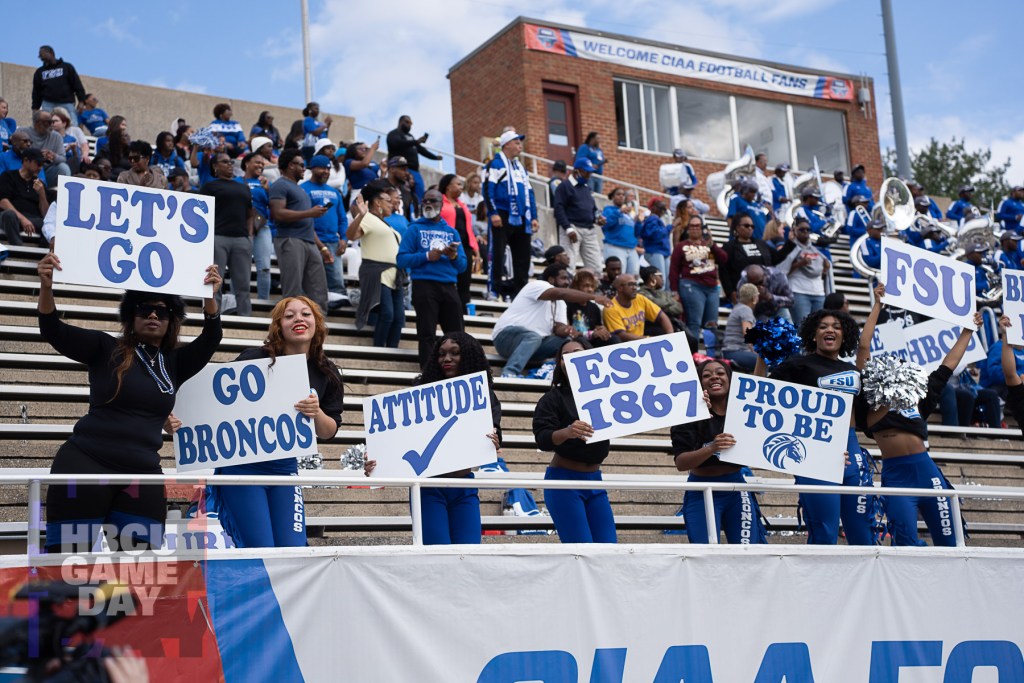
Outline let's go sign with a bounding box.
[720,375,851,482]
[364,371,496,478]
[565,332,708,442]
[53,176,214,298]
[881,237,975,327]
[173,355,315,472]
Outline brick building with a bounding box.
[449,17,881,213]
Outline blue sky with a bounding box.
[2,0,1019,180]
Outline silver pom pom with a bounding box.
[340,443,367,471]
[297,453,323,470]
[862,354,928,411]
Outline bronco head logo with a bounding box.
[762,434,807,470]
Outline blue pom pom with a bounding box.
[744,317,802,367]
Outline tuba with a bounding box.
[783,171,817,225]
[706,145,756,216]
[850,177,916,279]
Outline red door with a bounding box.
[543,90,578,170]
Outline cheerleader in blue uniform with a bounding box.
[857,284,981,546]
[532,338,617,543]
[670,359,767,544]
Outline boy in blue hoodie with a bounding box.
[397,189,467,367]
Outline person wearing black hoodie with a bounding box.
[31,46,86,113]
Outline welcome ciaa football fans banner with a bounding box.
[1,546,1021,681]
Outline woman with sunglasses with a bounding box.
[669,214,728,340]
[36,253,222,553]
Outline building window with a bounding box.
[613,78,849,173]
[736,98,790,169]
[675,87,732,162]
[793,105,849,174]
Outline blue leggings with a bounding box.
[213,482,306,548]
[795,428,875,545]
[881,452,957,547]
[683,471,767,544]
[420,473,481,545]
[544,466,617,543]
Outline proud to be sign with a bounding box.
[173,354,315,472]
[881,237,976,328]
[564,332,708,442]
[720,375,851,483]
[53,176,215,298]
[364,370,496,478]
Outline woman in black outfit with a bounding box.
[719,213,784,304]
[36,253,222,553]
[532,338,617,543]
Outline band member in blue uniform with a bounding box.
[670,359,768,544]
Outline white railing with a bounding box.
[11,472,1024,554]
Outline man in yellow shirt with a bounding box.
[602,275,673,341]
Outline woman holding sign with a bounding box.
[36,253,222,553]
[760,309,874,545]
[998,316,1024,430]
[670,359,768,544]
[364,332,501,545]
[532,338,617,543]
[210,296,344,548]
[857,285,980,547]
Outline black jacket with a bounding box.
[386,128,441,171]
[553,173,598,229]
[32,59,86,110]
[533,384,610,465]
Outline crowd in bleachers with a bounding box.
[7,44,1024,552]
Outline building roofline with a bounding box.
[449,16,869,83]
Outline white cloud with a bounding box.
[92,17,143,48]
[904,113,1022,181]
[148,78,208,95]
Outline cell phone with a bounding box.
[324,201,334,209]
[376,135,381,143]
[422,132,429,141]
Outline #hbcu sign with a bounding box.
[564,333,708,442]
[721,375,851,482]
[523,24,854,102]
[173,355,316,472]
[53,176,214,298]
[364,370,496,478]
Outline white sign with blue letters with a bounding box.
[53,176,214,298]
[364,370,495,478]
[873,318,985,374]
[1002,270,1024,346]
[564,332,708,442]
[881,237,976,327]
[173,355,315,473]
[720,375,851,483]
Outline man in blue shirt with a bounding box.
[855,218,884,274]
[946,185,975,223]
[77,93,108,135]
[997,232,1024,272]
[845,194,871,245]
[301,155,349,308]
[483,129,538,300]
[726,181,769,240]
[843,164,874,211]
[269,149,331,313]
[553,158,603,272]
[907,180,943,220]
[397,188,466,367]
[963,244,991,297]
[794,186,833,259]
[771,163,792,219]
[996,185,1024,234]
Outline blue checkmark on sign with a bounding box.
[402,415,459,475]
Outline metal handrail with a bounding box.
[12,472,1019,552]
[352,122,670,204]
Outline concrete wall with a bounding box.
[0,61,355,146]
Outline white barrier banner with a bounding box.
[873,318,985,374]
[53,176,214,297]
[720,375,850,482]
[364,370,495,477]
[201,546,1024,682]
[564,332,708,442]
[881,237,976,327]
[1003,270,1024,346]
[173,355,314,472]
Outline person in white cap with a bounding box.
[483,129,538,300]
[250,135,281,184]
[302,138,346,191]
